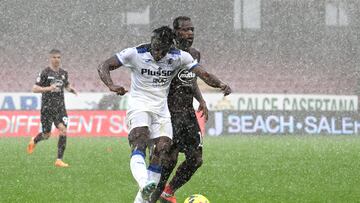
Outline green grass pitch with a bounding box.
[1,135,360,202]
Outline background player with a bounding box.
[27,49,77,168]
[97,26,231,202]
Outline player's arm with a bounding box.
[97,55,128,95]
[64,72,78,95]
[65,83,78,95]
[190,64,231,96]
[193,80,208,121]
[190,48,208,119]
[32,84,56,93]
[32,70,56,93]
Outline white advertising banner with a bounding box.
[0,92,129,110]
[202,93,358,112]
[0,93,357,111]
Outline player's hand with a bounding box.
[220,83,231,96]
[70,88,78,95]
[66,84,78,95]
[109,84,128,95]
[197,101,209,122]
[48,84,57,92]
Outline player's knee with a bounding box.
[194,156,203,169]
[59,128,67,136]
[128,127,149,152]
[43,132,51,139]
[152,137,173,167]
[189,155,203,169]
[155,137,172,154]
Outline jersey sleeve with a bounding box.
[35,70,47,87]
[115,47,136,69]
[181,51,198,70]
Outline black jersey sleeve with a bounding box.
[35,69,48,87]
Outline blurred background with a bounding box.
[1,0,359,94]
[2,2,360,202]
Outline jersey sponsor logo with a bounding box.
[152,77,169,87]
[141,68,174,76]
[153,77,169,86]
[177,69,196,83]
[51,79,64,92]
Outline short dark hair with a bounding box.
[151,26,174,46]
[173,16,191,30]
[49,49,61,54]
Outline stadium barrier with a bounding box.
[1,93,358,136]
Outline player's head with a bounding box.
[49,49,61,68]
[173,16,194,50]
[150,26,174,61]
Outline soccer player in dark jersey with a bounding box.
[27,49,77,168]
[150,16,211,203]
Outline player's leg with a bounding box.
[130,126,157,201]
[169,145,203,193]
[128,112,155,201]
[167,112,203,194]
[54,112,69,167]
[154,114,184,203]
[147,141,163,189]
[134,140,159,203]
[149,141,179,203]
[145,114,175,203]
[27,111,52,154]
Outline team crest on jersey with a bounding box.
[167,58,173,65]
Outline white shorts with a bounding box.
[126,111,173,140]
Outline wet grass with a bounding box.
[1,135,360,202]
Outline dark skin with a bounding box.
[98,34,231,202]
[149,19,230,203]
[189,48,208,120]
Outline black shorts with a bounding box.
[41,108,68,133]
[171,111,203,153]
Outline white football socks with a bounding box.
[130,151,148,189]
[148,164,161,185]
